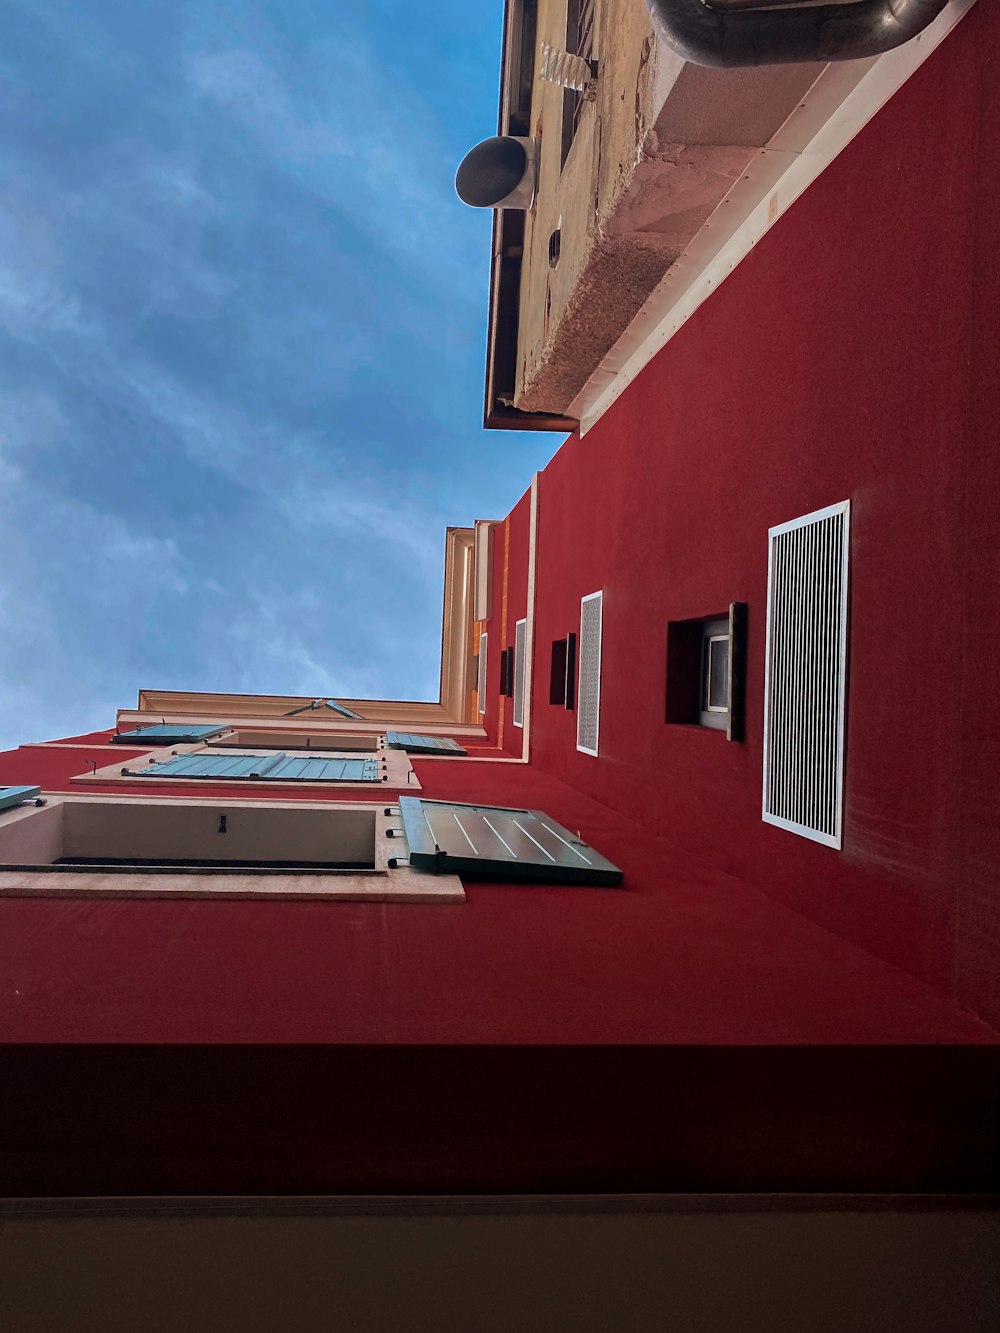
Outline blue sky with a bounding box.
[0,0,560,749]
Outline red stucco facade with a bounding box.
[1,5,998,1199]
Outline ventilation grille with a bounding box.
[576,591,603,755]
[477,632,488,713]
[513,618,527,728]
[763,502,850,847]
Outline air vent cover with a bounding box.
[576,591,603,755]
[763,501,850,847]
[455,136,538,210]
[477,632,488,714]
[513,618,527,728]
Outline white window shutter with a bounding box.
[576,591,603,756]
[762,501,850,847]
[477,631,488,713]
[513,618,527,728]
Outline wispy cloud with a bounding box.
[0,0,559,752]
[184,25,483,300]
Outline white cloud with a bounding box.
[0,1,504,751]
[0,261,91,339]
[184,31,480,298]
[277,486,446,588]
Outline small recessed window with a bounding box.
[550,638,568,704]
[666,604,747,741]
[548,228,561,268]
[701,621,730,728]
[549,635,577,707]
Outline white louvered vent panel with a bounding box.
[513,618,527,728]
[477,632,488,713]
[576,591,603,756]
[763,501,850,848]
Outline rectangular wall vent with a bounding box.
[763,501,850,848]
[512,618,527,728]
[477,632,488,714]
[576,591,603,755]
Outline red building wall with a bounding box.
[1,10,997,1047]
[516,6,1000,1030]
[0,4,998,1197]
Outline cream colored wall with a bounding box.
[117,711,485,739]
[439,527,477,724]
[0,801,64,865]
[510,0,821,415]
[60,802,378,866]
[215,731,379,751]
[515,0,657,406]
[135,693,463,724]
[0,796,465,903]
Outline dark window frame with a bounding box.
[699,618,730,731]
[550,634,578,708]
[550,638,568,704]
[560,0,597,168]
[565,632,578,710]
[666,603,747,741]
[504,646,515,699]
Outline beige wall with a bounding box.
[507,0,820,415]
[214,730,379,751]
[59,801,377,866]
[1,1202,996,1333]
[0,797,465,902]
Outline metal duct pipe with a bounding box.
[645,0,949,67]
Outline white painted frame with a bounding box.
[762,500,851,849]
[576,590,604,757]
